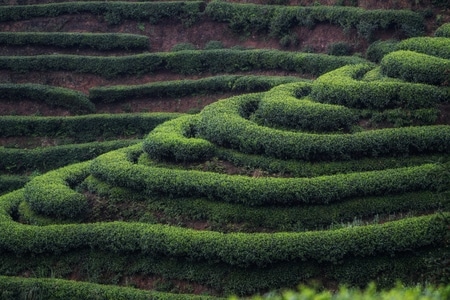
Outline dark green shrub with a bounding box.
[326,42,352,56]
[171,42,196,51]
[0,83,95,113]
[0,140,138,172]
[204,40,224,50]
[0,1,203,26]
[0,276,217,300]
[366,40,398,63]
[89,75,302,103]
[205,2,424,41]
[0,112,181,141]
[435,23,450,37]
[0,32,149,50]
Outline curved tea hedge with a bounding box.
[0,32,149,50]
[435,23,450,37]
[0,50,367,78]
[396,37,450,59]
[0,1,204,25]
[311,64,446,109]
[0,276,220,300]
[380,50,450,86]
[0,2,449,297]
[0,83,95,113]
[205,1,425,41]
[0,112,182,139]
[89,75,304,103]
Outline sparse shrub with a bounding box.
[326,42,352,56]
[204,40,224,50]
[171,42,197,52]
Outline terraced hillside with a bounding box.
[0,0,449,299]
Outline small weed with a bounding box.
[137,23,145,32]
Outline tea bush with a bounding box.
[24,162,90,219]
[311,64,446,109]
[435,23,450,37]
[0,83,95,113]
[380,50,450,86]
[252,82,358,132]
[89,75,301,103]
[0,112,181,140]
[396,37,450,59]
[0,32,149,50]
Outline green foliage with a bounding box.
[0,49,367,78]
[89,75,302,103]
[196,88,450,161]
[326,42,352,56]
[311,64,446,109]
[239,284,450,300]
[24,162,90,219]
[366,40,398,63]
[0,112,181,141]
[143,115,216,162]
[0,140,138,173]
[252,82,358,132]
[206,2,424,41]
[380,50,450,86]
[0,83,95,113]
[396,37,450,59]
[92,145,449,206]
[0,32,149,50]
[171,42,197,51]
[435,23,450,37]
[204,40,225,50]
[0,1,203,26]
[0,276,219,300]
[0,175,29,195]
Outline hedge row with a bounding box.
[24,161,90,219]
[205,1,424,41]
[143,115,216,162]
[89,75,303,103]
[0,276,219,300]
[311,64,446,109]
[252,82,358,132]
[0,83,95,113]
[363,107,440,127]
[252,284,450,300]
[1,0,198,4]
[0,112,182,140]
[0,175,28,195]
[380,50,450,86]
[0,32,149,50]
[396,37,450,60]
[0,49,368,78]
[0,247,441,296]
[216,148,450,178]
[0,1,203,26]
[196,93,450,161]
[0,139,138,172]
[365,40,399,63]
[435,23,450,37]
[85,175,447,231]
[91,145,448,206]
[0,194,447,266]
